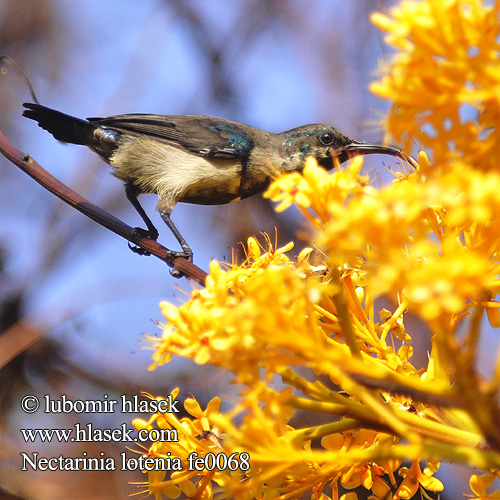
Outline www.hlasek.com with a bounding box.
[19,394,250,472]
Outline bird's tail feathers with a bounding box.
[22,103,96,145]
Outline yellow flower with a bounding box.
[371,0,500,171]
[322,430,399,498]
[469,473,500,499]
[394,461,443,499]
[131,393,230,500]
[265,156,370,227]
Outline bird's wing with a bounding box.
[88,114,254,159]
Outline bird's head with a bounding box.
[278,124,416,171]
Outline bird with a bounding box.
[22,103,416,262]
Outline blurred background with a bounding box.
[0,1,472,498]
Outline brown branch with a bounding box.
[0,126,209,286]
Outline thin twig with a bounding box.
[0,126,209,286]
[0,56,40,104]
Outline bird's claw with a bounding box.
[132,226,159,241]
[128,227,158,256]
[165,249,194,279]
[170,268,185,278]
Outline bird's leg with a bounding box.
[125,183,159,239]
[159,210,193,262]
[125,182,159,255]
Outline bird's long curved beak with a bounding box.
[341,141,418,169]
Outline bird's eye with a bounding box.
[319,131,334,145]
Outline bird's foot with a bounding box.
[128,227,159,256]
[165,249,194,279]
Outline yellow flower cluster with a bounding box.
[151,238,339,384]
[131,390,230,500]
[133,0,500,498]
[271,156,500,324]
[370,0,500,171]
